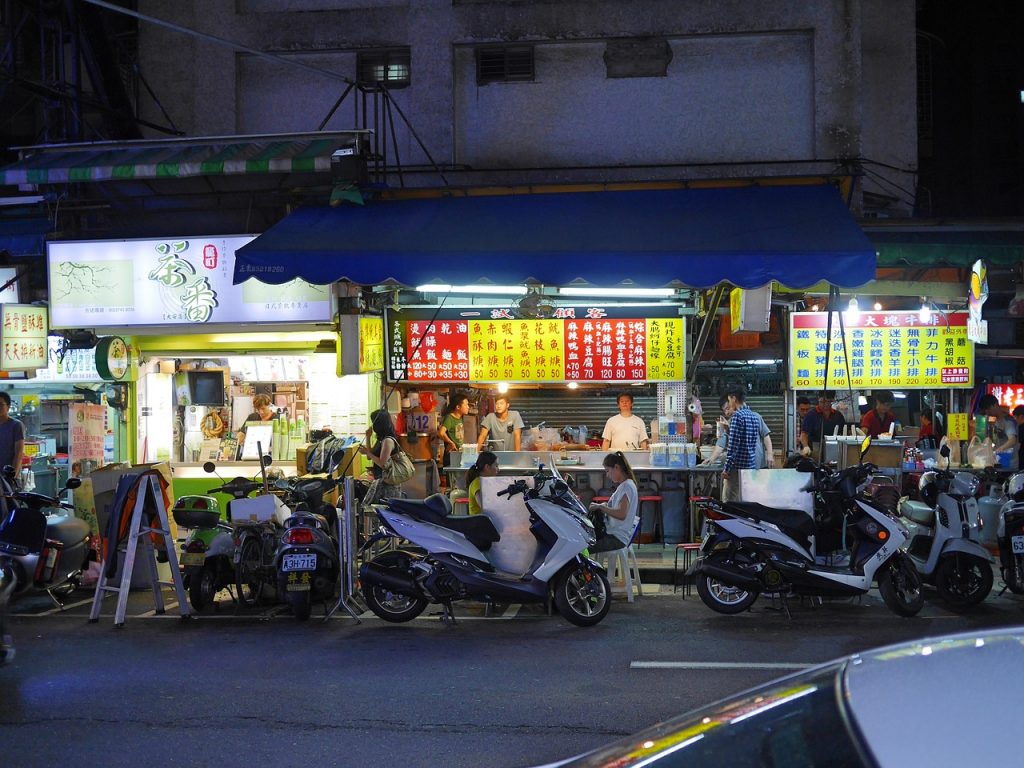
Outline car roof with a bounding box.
[844,625,1024,766]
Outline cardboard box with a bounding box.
[843,440,902,469]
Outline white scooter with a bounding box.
[897,445,994,607]
[692,437,924,618]
[996,471,1024,594]
[358,463,611,627]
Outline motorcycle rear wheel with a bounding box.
[553,563,610,627]
[286,589,312,622]
[188,563,219,612]
[935,554,993,607]
[877,555,924,616]
[695,555,758,614]
[361,552,427,623]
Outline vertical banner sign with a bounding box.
[359,316,385,372]
[788,310,973,390]
[385,307,684,383]
[967,259,989,344]
[69,403,106,469]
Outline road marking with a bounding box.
[631,661,815,671]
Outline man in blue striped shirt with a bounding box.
[722,388,762,502]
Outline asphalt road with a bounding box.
[2,585,1022,768]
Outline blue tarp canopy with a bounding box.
[234,184,875,289]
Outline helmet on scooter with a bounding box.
[1008,472,1024,502]
[918,471,939,508]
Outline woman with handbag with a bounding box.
[360,409,409,512]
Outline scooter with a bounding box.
[273,475,340,621]
[692,437,924,618]
[173,490,234,612]
[0,474,87,665]
[358,463,611,627]
[897,445,994,607]
[996,471,1024,594]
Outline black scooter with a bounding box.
[273,476,340,621]
[0,472,86,665]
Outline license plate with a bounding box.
[286,583,311,592]
[1012,535,1024,555]
[282,553,317,572]
[181,553,206,567]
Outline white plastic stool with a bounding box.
[597,516,643,602]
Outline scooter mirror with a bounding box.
[859,435,871,458]
[202,461,217,473]
[261,454,274,467]
[940,444,951,458]
[795,458,817,473]
[64,477,82,490]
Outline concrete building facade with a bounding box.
[137,0,917,214]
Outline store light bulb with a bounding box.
[845,297,859,320]
[873,301,883,311]
[497,382,509,394]
[810,303,820,312]
[919,300,931,324]
[567,382,579,390]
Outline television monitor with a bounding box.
[189,370,226,406]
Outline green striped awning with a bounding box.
[869,229,1024,267]
[0,132,367,186]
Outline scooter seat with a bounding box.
[726,501,816,540]
[901,500,935,527]
[45,513,91,548]
[385,494,453,518]
[435,515,501,552]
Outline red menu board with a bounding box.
[564,319,647,381]
[405,319,470,381]
[386,308,685,384]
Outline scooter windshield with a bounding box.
[0,506,46,552]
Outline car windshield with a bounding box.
[563,663,871,767]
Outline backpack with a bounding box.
[305,435,347,475]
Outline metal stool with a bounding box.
[672,543,701,596]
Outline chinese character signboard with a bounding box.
[0,304,48,370]
[788,311,973,390]
[986,384,1024,410]
[386,307,685,383]
[47,237,332,328]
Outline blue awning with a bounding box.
[234,184,875,289]
[0,217,51,257]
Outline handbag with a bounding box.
[382,448,415,485]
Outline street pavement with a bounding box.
[2,582,1022,768]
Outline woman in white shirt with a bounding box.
[588,451,639,552]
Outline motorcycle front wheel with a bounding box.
[553,563,610,627]
[877,555,924,616]
[935,554,993,607]
[361,551,428,623]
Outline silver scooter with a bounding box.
[0,473,87,665]
[358,462,610,627]
[898,446,994,607]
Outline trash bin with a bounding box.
[661,477,687,544]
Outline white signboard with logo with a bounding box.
[47,236,332,328]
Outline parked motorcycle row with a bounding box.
[3,438,1024,666]
[691,439,1019,618]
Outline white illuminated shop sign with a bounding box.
[47,236,332,328]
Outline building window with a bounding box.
[357,48,411,89]
[476,46,534,85]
